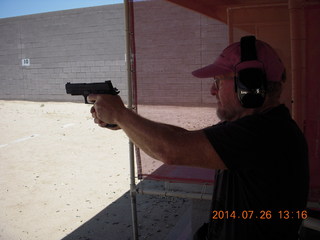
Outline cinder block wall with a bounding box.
[134,1,228,105]
[0,4,127,103]
[0,1,228,105]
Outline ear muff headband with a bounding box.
[241,36,257,62]
[235,36,267,108]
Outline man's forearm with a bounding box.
[116,108,187,163]
[88,94,226,169]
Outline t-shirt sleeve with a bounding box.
[203,118,269,170]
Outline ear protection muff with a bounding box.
[235,36,267,108]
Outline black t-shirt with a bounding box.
[203,105,309,240]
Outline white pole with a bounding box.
[124,0,139,239]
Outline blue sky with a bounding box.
[0,0,124,19]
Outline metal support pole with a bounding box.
[124,0,139,239]
[289,0,306,130]
[129,141,138,240]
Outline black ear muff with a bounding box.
[235,36,267,108]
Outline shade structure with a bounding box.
[125,0,320,238]
[128,0,320,204]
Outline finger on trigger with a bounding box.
[87,94,97,103]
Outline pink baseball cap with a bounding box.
[192,38,285,82]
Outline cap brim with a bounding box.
[192,63,232,78]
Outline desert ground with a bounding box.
[0,100,218,240]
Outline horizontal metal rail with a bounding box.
[137,188,212,200]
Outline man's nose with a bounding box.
[211,84,218,96]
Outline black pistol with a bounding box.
[65,80,119,104]
[65,80,120,128]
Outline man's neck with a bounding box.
[233,101,280,121]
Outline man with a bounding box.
[89,36,309,239]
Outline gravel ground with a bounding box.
[0,100,217,240]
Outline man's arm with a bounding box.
[88,94,227,170]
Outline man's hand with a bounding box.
[88,94,124,130]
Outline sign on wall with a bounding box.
[22,58,30,66]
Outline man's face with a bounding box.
[211,72,244,121]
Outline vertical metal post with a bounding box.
[129,140,138,240]
[289,0,306,130]
[124,0,139,239]
[227,7,233,44]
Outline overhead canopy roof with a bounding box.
[167,0,288,22]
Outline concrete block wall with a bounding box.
[134,0,228,105]
[0,4,127,103]
[0,1,228,105]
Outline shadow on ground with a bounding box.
[61,181,193,240]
